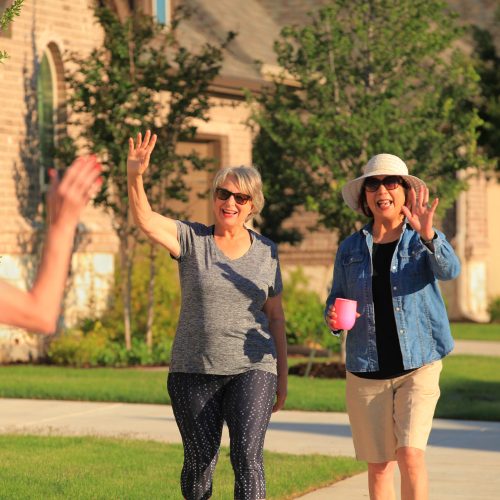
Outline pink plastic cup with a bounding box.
[334,298,357,330]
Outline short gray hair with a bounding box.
[212,166,265,220]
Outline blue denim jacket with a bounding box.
[325,221,460,372]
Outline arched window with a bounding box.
[36,44,65,188]
[37,52,55,185]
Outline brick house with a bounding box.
[0,0,498,361]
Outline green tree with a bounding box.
[62,6,233,349]
[251,0,485,242]
[0,0,24,63]
[471,17,500,172]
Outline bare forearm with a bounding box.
[30,222,77,332]
[0,224,76,333]
[127,173,179,254]
[127,173,154,228]
[269,317,288,377]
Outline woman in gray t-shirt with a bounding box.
[127,130,287,500]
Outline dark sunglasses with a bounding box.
[363,176,405,192]
[215,187,252,205]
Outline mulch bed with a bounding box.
[288,361,346,379]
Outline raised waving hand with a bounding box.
[401,186,438,241]
[127,130,158,176]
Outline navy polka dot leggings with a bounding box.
[167,369,277,500]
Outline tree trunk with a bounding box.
[146,243,157,352]
[119,235,133,351]
[304,347,316,378]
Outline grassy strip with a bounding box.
[450,322,500,341]
[0,365,170,404]
[0,355,499,420]
[0,364,347,410]
[437,355,500,421]
[0,435,365,499]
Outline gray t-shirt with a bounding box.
[169,220,283,375]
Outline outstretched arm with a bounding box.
[127,130,180,257]
[0,156,102,333]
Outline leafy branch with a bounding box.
[0,0,24,63]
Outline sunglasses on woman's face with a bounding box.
[363,176,404,192]
[215,187,252,205]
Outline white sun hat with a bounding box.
[341,153,427,214]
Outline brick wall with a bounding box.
[0,0,119,358]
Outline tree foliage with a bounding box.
[251,0,485,242]
[282,268,334,350]
[62,6,233,348]
[0,0,24,63]
[471,16,500,172]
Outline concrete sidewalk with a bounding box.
[1,398,499,499]
[452,339,500,357]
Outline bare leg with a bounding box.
[368,460,397,500]
[396,447,428,500]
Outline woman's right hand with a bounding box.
[127,130,157,176]
[326,304,338,330]
[326,303,360,331]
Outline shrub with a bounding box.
[47,331,173,368]
[47,329,114,367]
[488,296,500,323]
[282,268,338,352]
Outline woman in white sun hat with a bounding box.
[325,153,460,500]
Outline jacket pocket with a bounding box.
[342,253,366,284]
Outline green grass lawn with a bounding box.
[1,355,499,420]
[0,364,347,411]
[451,322,500,341]
[0,435,365,499]
[437,355,500,421]
[0,365,169,404]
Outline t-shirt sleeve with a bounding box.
[269,244,283,297]
[174,220,209,260]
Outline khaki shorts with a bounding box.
[346,360,442,463]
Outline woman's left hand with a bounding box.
[273,372,287,413]
[401,186,439,241]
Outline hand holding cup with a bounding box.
[327,298,359,331]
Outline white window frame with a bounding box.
[152,0,170,25]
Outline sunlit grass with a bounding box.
[0,435,366,499]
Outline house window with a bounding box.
[153,0,170,25]
[37,52,55,185]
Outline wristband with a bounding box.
[330,329,342,337]
[421,233,436,245]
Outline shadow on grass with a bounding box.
[438,377,500,422]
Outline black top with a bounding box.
[353,239,414,380]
